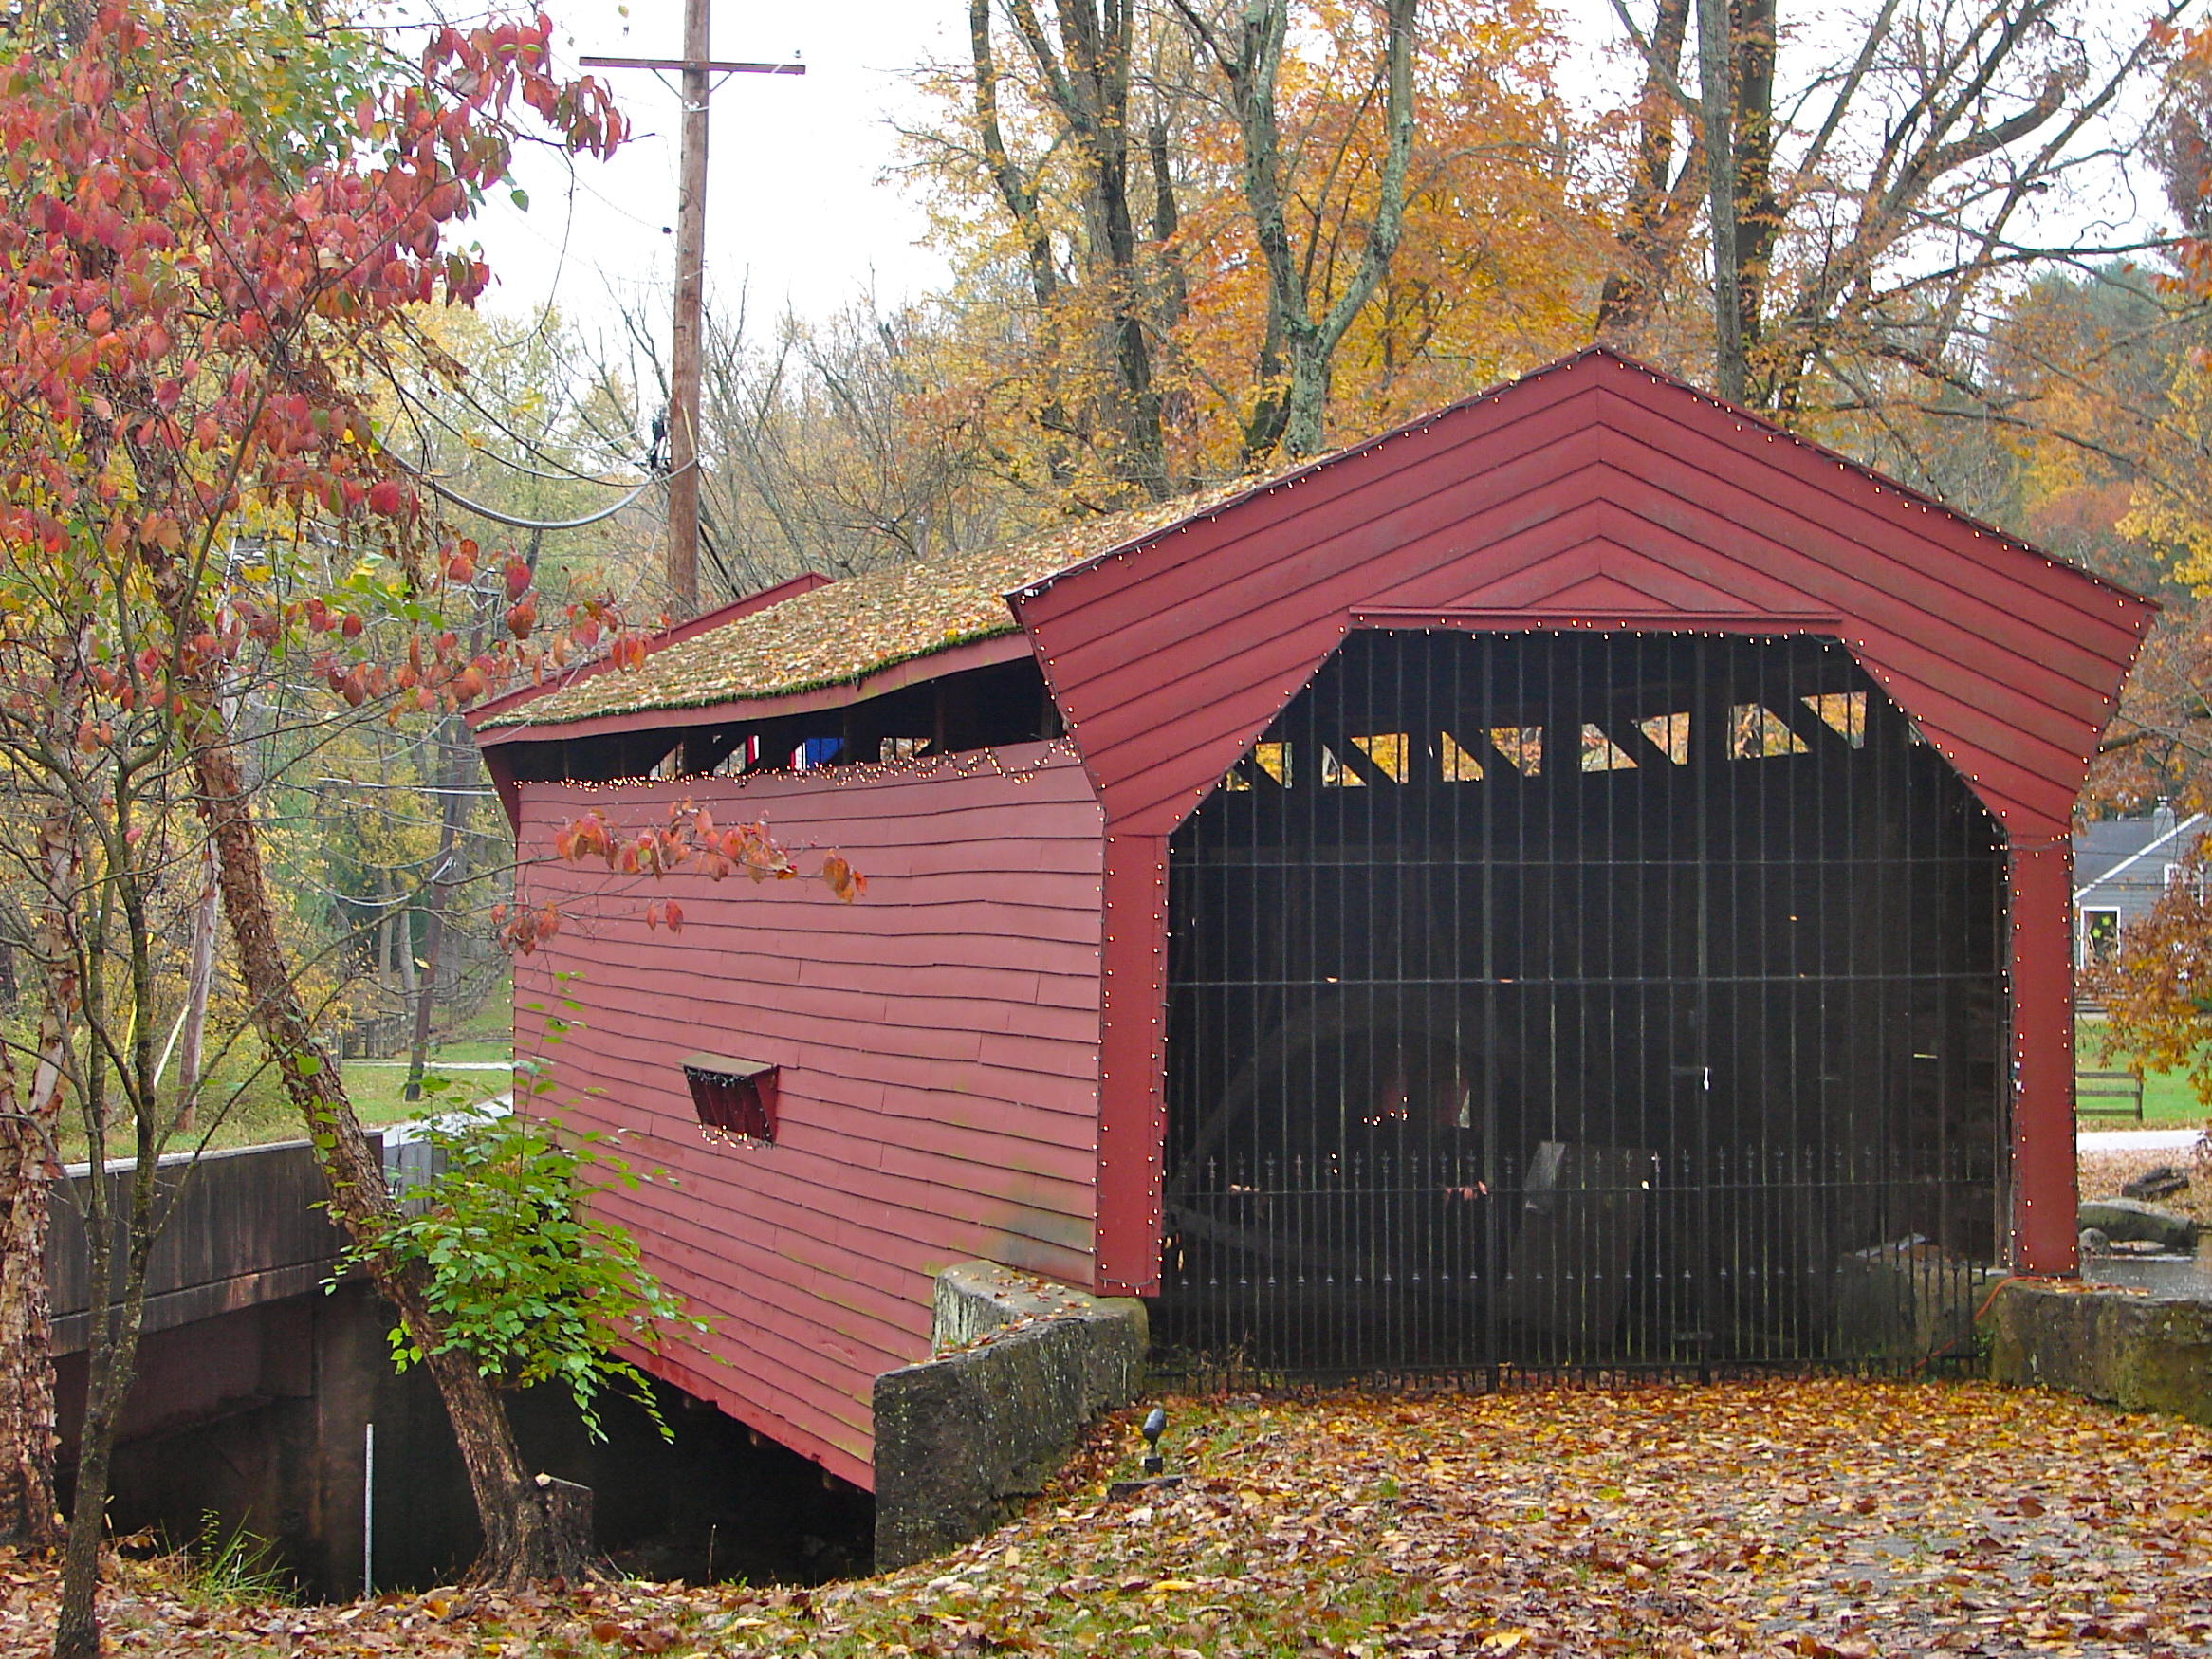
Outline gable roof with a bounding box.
[1009,346,2156,841]
[472,346,2154,842]
[472,478,1263,735]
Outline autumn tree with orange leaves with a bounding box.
[2000,24,2212,1102]
[907,0,1598,508]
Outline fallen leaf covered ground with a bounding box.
[7,1378,2212,1657]
[2080,1148,2212,1226]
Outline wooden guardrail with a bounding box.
[2076,1070,2146,1123]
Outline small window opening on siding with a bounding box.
[1489,726,1542,775]
[682,1053,779,1145]
[1579,724,1637,771]
[1439,730,1483,782]
[1351,734,1410,783]
[1223,740,1294,791]
[711,736,763,777]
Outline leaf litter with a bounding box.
[5,1378,2211,1657]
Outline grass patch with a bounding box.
[47,1038,512,1166]
[2076,1023,2210,1126]
[158,1514,292,1610]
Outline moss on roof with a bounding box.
[484,480,1262,731]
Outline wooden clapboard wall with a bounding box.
[509,741,1104,1487]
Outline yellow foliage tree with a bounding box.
[909,0,1603,509]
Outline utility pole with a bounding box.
[584,8,802,614]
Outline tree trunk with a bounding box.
[1281,323,1332,460]
[997,0,1169,498]
[0,809,79,1551]
[1730,0,1779,378]
[174,838,219,1135]
[1696,0,1746,401]
[53,1165,158,1659]
[968,0,1078,488]
[191,728,590,1587]
[396,901,418,1001]
[1189,0,1416,461]
[54,803,165,1659]
[1594,0,1700,341]
[1277,0,1413,456]
[405,717,474,1101]
[0,1122,60,1551]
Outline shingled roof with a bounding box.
[478,479,1264,732]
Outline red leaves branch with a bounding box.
[507,802,866,954]
[0,3,627,551]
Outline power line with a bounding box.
[399,458,668,531]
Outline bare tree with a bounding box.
[1599,0,2191,417]
[604,289,1011,595]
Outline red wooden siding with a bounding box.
[510,741,1105,1486]
[2011,841,2078,1273]
[1011,347,2150,1288]
[1014,349,2149,843]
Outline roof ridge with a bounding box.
[476,344,2149,740]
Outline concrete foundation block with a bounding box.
[1832,1241,2000,1362]
[873,1263,1146,1571]
[1987,1281,2212,1426]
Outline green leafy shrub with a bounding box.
[344,1106,707,1441]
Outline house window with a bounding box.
[2165,863,2206,901]
[2080,908,2121,968]
[682,1053,779,1144]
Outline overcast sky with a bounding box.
[389,0,2166,372]
[428,1,968,338]
[398,0,1636,343]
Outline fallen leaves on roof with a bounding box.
[39,1376,2212,1656]
[486,478,1264,731]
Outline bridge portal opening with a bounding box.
[1155,630,2006,1378]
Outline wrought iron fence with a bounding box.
[1153,631,2005,1382]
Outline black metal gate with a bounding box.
[1153,632,2006,1380]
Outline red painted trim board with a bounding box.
[2009,840,2078,1276]
[1094,831,1169,1294]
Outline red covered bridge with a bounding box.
[472,348,2150,1488]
